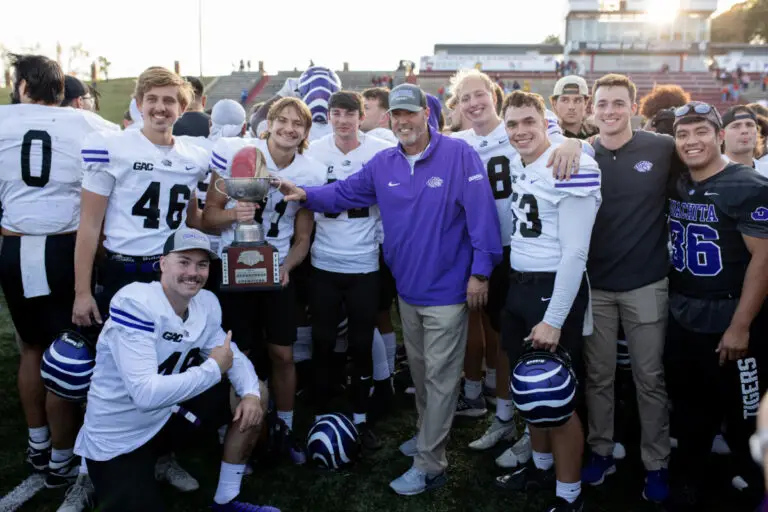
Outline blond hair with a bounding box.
[449,68,494,99]
[260,97,312,154]
[134,67,193,110]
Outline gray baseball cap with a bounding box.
[163,227,218,260]
[388,84,427,113]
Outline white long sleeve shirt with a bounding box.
[75,281,259,461]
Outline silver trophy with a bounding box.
[214,176,281,243]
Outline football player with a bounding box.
[361,87,398,144]
[449,69,586,456]
[74,228,277,512]
[0,54,118,490]
[71,66,209,492]
[494,91,601,512]
[666,102,768,509]
[305,91,395,448]
[203,97,325,462]
[721,105,768,176]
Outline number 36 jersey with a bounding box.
[209,137,326,264]
[0,104,119,235]
[668,163,768,300]
[81,129,209,256]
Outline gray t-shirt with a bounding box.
[588,130,684,292]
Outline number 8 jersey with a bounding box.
[81,129,209,256]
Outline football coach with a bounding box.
[278,83,503,496]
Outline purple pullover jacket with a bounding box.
[303,127,502,306]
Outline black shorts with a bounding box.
[292,254,313,311]
[378,247,397,312]
[86,380,231,512]
[96,251,161,316]
[0,233,76,347]
[485,246,511,332]
[501,270,589,387]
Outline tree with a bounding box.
[744,0,768,43]
[542,34,561,45]
[97,56,112,81]
[711,0,768,43]
[67,43,90,77]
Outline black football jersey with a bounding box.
[668,163,768,300]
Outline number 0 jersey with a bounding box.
[306,133,394,273]
[75,281,259,461]
[668,163,768,300]
[508,146,602,272]
[0,104,119,235]
[81,129,209,256]
[209,137,326,263]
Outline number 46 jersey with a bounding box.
[668,163,768,300]
[81,129,209,256]
[0,104,119,235]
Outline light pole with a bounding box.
[198,0,203,77]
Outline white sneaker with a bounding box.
[389,465,447,496]
[155,454,199,492]
[613,442,627,460]
[56,473,94,512]
[495,431,532,468]
[399,435,418,457]
[468,417,516,451]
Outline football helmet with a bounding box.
[306,413,360,470]
[40,330,96,402]
[297,66,342,124]
[510,342,577,428]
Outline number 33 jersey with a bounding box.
[0,104,119,235]
[668,163,768,300]
[81,129,209,256]
[508,146,602,272]
[209,137,326,264]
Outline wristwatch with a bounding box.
[472,274,488,282]
[749,428,768,464]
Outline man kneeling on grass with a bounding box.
[74,227,278,512]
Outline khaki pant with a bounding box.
[584,278,670,470]
[398,297,468,475]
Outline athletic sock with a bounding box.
[484,368,497,389]
[29,426,50,445]
[80,457,89,475]
[213,461,246,505]
[372,329,391,381]
[381,331,397,373]
[556,480,581,503]
[353,413,366,425]
[496,399,515,422]
[532,451,554,471]
[464,379,482,400]
[51,448,74,464]
[277,410,294,430]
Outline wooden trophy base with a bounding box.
[220,241,282,292]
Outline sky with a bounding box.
[0,0,745,80]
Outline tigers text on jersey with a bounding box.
[81,129,209,256]
[75,281,259,461]
[306,133,394,273]
[0,104,119,235]
[209,137,326,263]
[508,147,602,272]
[668,163,768,300]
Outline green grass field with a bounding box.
[0,76,217,124]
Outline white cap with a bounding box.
[210,99,246,140]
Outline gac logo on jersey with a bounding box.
[162,331,184,343]
[634,161,653,173]
[751,206,768,222]
[480,140,488,148]
[342,160,351,167]
[427,177,443,188]
[468,173,483,183]
[133,162,154,171]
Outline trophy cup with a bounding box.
[215,146,282,292]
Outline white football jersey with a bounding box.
[366,127,398,145]
[0,104,118,235]
[309,122,333,142]
[75,281,259,461]
[306,133,394,273]
[755,158,768,178]
[209,137,326,263]
[508,146,602,273]
[81,129,209,256]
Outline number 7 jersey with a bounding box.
[81,129,209,256]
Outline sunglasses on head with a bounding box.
[675,103,714,118]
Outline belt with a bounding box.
[510,270,557,283]
[105,250,161,273]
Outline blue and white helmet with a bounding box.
[306,413,360,469]
[510,343,577,428]
[297,66,342,124]
[40,330,96,402]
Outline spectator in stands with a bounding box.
[512,80,521,91]
[172,76,210,137]
[639,85,690,131]
[248,101,266,137]
[582,74,682,503]
[549,76,597,140]
[122,109,132,130]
